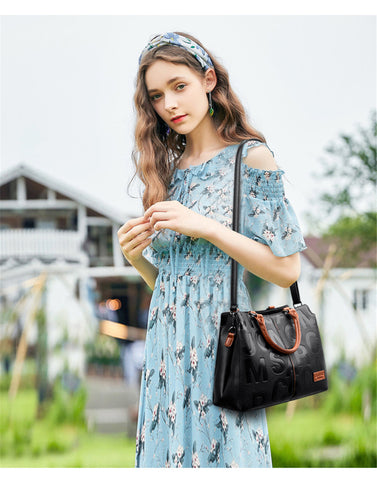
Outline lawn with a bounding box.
[0,388,135,467]
[267,405,377,467]
[1,388,376,467]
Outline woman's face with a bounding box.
[145,60,213,136]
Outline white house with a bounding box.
[0,163,149,382]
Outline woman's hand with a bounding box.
[117,216,154,264]
[144,200,214,239]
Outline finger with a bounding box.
[149,211,171,225]
[120,229,152,256]
[128,229,154,250]
[130,221,154,236]
[144,201,171,219]
[117,217,145,236]
[153,220,172,231]
[131,237,153,256]
[118,216,150,236]
[119,223,154,245]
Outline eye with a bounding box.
[176,83,186,91]
[150,93,162,101]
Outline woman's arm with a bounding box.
[130,255,159,291]
[201,144,301,288]
[117,216,158,291]
[202,144,301,288]
[201,220,301,288]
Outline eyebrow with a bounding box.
[147,76,187,94]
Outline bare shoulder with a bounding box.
[242,144,278,171]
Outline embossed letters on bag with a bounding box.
[245,356,268,384]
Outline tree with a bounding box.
[314,109,376,217]
[309,109,376,267]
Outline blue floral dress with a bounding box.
[135,140,307,468]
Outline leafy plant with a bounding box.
[314,109,376,218]
[323,360,377,417]
[305,109,377,266]
[85,333,121,366]
[45,374,87,427]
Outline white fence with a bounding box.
[0,229,85,262]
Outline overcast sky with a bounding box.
[1,13,376,235]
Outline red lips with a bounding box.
[171,115,187,123]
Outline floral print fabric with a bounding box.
[138,32,214,71]
[135,140,307,468]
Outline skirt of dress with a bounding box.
[134,259,272,468]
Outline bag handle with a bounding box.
[230,139,302,312]
[249,307,301,354]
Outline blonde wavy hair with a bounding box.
[130,31,266,211]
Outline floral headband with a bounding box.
[138,32,214,71]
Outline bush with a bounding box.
[323,360,377,417]
[1,384,86,459]
[270,442,305,467]
[0,364,37,392]
[45,374,87,427]
[46,436,69,454]
[322,429,342,446]
[344,441,377,468]
[85,334,121,367]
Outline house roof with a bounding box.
[0,163,130,225]
[302,236,377,269]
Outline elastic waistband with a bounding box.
[157,258,244,276]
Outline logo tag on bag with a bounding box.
[313,370,326,382]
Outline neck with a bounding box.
[183,115,227,160]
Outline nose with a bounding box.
[164,92,177,112]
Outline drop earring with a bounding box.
[208,91,214,117]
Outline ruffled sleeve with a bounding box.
[240,140,307,257]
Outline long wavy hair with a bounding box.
[130,31,266,211]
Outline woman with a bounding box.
[117,31,307,468]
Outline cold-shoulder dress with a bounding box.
[135,139,307,468]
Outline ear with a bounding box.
[204,68,217,92]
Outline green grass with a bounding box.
[0,388,136,467]
[1,430,136,468]
[267,405,377,467]
[1,388,376,467]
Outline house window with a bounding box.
[353,289,369,311]
[23,218,35,228]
